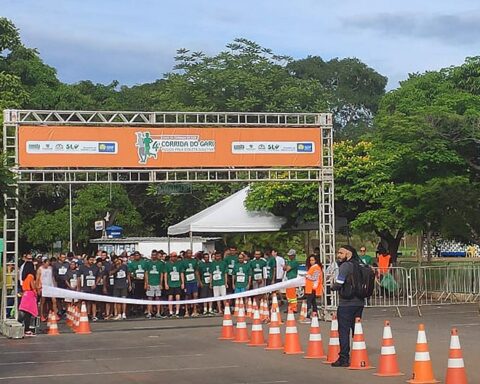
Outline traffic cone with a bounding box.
[272,294,283,324]
[75,302,92,335]
[47,311,60,336]
[374,320,403,376]
[304,313,326,359]
[233,298,240,317]
[65,304,72,328]
[248,309,266,346]
[218,303,235,340]
[407,324,439,383]
[233,307,249,343]
[283,309,304,354]
[260,299,269,322]
[72,304,79,332]
[299,301,308,322]
[265,310,283,350]
[246,297,253,319]
[323,313,340,364]
[445,328,467,384]
[349,317,373,370]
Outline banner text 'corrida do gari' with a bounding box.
[19,126,322,168]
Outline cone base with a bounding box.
[47,333,60,336]
[75,331,92,335]
[323,359,337,364]
[248,343,267,347]
[218,336,235,340]
[406,380,440,384]
[232,339,249,343]
[349,366,375,370]
[284,351,304,355]
[304,355,327,359]
[265,346,284,350]
[374,372,404,377]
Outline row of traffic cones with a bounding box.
[47,302,91,335]
[220,300,468,384]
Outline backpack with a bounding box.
[351,258,375,299]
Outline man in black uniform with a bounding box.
[330,245,364,367]
[53,253,70,317]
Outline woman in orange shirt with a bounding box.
[19,259,38,336]
[304,255,323,321]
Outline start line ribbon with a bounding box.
[42,276,305,306]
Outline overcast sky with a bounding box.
[3,0,480,89]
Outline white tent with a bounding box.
[167,187,286,236]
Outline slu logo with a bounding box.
[135,132,158,164]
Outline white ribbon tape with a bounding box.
[42,277,305,305]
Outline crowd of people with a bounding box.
[15,246,330,335]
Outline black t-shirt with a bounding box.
[53,261,70,282]
[112,264,128,289]
[65,270,79,290]
[79,264,99,292]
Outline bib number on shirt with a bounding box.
[117,270,126,279]
[204,276,211,284]
[236,274,246,283]
[70,279,77,288]
[186,274,195,282]
[170,271,180,281]
[254,273,262,280]
[213,272,221,281]
[86,277,95,287]
[59,267,67,275]
[109,277,114,285]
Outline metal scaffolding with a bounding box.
[1,109,335,333]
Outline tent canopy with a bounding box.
[167,187,286,236]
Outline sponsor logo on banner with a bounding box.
[26,141,117,154]
[135,132,215,164]
[231,141,315,154]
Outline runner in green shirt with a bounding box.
[145,250,164,318]
[266,253,276,285]
[128,251,149,314]
[232,253,251,293]
[223,247,239,294]
[198,253,213,315]
[284,249,299,312]
[164,252,184,317]
[210,251,228,314]
[182,250,200,317]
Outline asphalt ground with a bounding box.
[0,304,479,384]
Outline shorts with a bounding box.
[275,278,283,284]
[106,286,114,296]
[168,287,183,297]
[234,287,246,294]
[199,285,213,299]
[252,280,265,290]
[113,287,128,298]
[213,285,226,297]
[57,281,68,289]
[185,282,198,296]
[146,285,162,298]
[95,285,105,295]
[133,280,146,299]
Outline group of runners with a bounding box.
[20,246,307,323]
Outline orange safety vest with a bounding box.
[305,264,323,296]
[378,254,391,274]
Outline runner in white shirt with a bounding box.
[36,256,58,322]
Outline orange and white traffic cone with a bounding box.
[246,297,253,319]
[75,302,92,335]
[349,317,373,370]
[260,299,269,323]
[218,303,235,340]
[72,305,80,332]
[233,298,240,318]
[65,304,72,328]
[374,320,403,376]
[445,328,467,384]
[265,310,283,350]
[271,294,283,324]
[283,309,304,354]
[233,307,249,343]
[299,301,308,322]
[304,313,326,359]
[248,309,266,346]
[407,324,439,384]
[323,313,340,364]
[47,311,60,336]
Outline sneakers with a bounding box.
[121,313,127,320]
[92,316,98,322]
[331,359,349,368]
[155,313,162,319]
[113,314,122,321]
[24,331,36,337]
[146,313,152,319]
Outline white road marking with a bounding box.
[0,365,239,380]
[0,344,167,354]
[0,353,204,366]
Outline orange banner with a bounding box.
[19,126,321,168]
